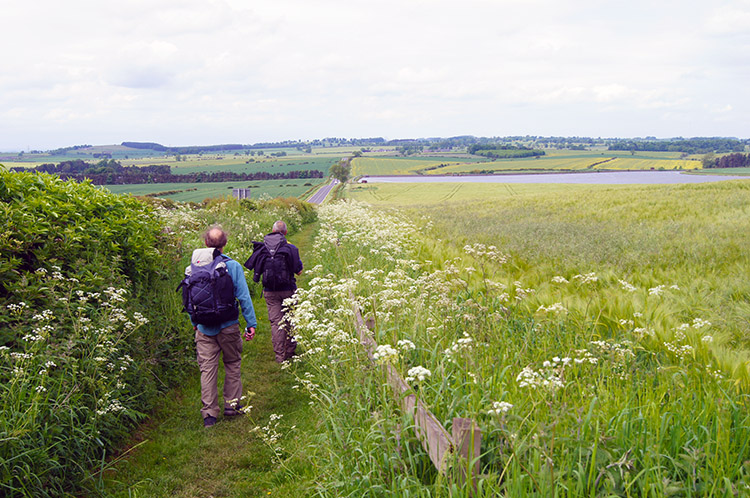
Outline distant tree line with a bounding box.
[120,138,391,154]
[48,144,93,155]
[608,138,745,154]
[396,144,424,156]
[34,135,750,159]
[121,142,249,154]
[702,152,750,169]
[13,159,324,185]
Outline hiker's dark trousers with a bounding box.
[263,289,297,363]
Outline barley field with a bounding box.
[270,180,750,495]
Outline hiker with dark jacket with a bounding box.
[182,226,257,427]
[244,220,303,363]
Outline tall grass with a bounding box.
[281,194,750,496]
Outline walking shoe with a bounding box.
[203,415,217,427]
[224,406,244,417]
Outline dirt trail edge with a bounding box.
[91,223,319,498]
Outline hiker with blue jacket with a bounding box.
[180,226,257,427]
[245,220,303,363]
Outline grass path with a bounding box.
[91,225,319,497]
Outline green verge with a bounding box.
[690,167,750,176]
[102,179,315,203]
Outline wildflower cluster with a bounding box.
[513,281,535,301]
[443,332,474,364]
[516,366,564,392]
[463,243,509,264]
[251,413,295,463]
[618,279,637,292]
[397,339,416,351]
[1,266,152,424]
[405,366,431,383]
[572,272,598,284]
[373,344,399,365]
[96,392,126,416]
[487,401,513,416]
[537,302,567,314]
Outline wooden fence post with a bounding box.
[452,417,482,491]
[349,293,482,488]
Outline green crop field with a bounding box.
[103,178,322,202]
[692,167,750,176]
[0,160,62,169]
[349,181,602,205]
[347,179,750,370]
[269,178,750,495]
[167,156,336,176]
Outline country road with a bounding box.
[307,178,338,204]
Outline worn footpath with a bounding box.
[91,225,318,498]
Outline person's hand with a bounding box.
[244,326,256,341]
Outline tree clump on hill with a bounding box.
[13,159,324,185]
[701,152,750,169]
[468,144,546,159]
[329,158,351,183]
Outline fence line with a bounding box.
[350,293,482,486]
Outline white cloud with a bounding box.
[1,0,748,149]
[705,2,750,35]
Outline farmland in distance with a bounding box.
[104,178,323,202]
[353,150,702,177]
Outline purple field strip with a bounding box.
[362,171,748,185]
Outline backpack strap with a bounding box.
[205,253,228,277]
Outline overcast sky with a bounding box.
[2,0,748,150]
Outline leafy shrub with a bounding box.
[0,171,190,497]
[0,171,164,293]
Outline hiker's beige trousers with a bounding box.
[195,323,243,419]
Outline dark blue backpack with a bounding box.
[178,252,239,326]
[262,247,293,291]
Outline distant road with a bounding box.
[361,171,748,185]
[307,179,339,204]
